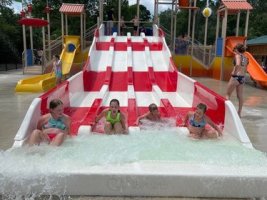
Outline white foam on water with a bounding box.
[1,121,267,197]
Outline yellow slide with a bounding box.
[15,35,80,92]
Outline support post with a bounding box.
[236,11,240,36]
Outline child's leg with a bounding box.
[113,122,124,134]
[28,129,42,145]
[50,132,65,146]
[202,126,218,138]
[104,122,113,134]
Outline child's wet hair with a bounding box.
[196,103,207,113]
[110,99,120,106]
[49,99,63,109]
[149,103,158,112]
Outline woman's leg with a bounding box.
[236,84,244,117]
[226,78,237,100]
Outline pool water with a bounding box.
[1,120,267,197]
[1,121,267,172]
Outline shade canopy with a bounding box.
[18,18,49,27]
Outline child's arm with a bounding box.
[206,116,223,136]
[135,112,149,125]
[95,109,108,124]
[182,112,191,126]
[120,113,128,134]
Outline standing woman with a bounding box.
[226,43,249,117]
[52,55,62,85]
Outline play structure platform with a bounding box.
[2,25,267,198]
[15,35,81,92]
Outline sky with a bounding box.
[9,1,21,13]
[128,0,171,14]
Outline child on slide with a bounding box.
[183,103,223,139]
[95,99,127,134]
[135,103,161,125]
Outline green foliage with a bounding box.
[1,0,267,63]
[0,6,21,63]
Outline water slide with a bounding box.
[15,35,80,92]
[4,25,267,198]
[225,36,267,88]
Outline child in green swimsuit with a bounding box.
[95,99,127,134]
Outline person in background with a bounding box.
[28,99,71,146]
[131,15,139,36]
[51,55,62,85]
[135,103,161,125]
[225,43,249,117]
[120,16,126,36]
[106,8,115,35]
[183,103,222,139]
[95,99,127,134]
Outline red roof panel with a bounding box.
[222,0,253,10]
[59,3,85,15]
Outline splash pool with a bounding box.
[1,127,267,198]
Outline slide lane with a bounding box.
[13,25,251,148]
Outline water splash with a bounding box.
[1,127,267,198]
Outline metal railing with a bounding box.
[174,37,216,68]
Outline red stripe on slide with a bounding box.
[128,67,133,85]
[104,67,112,84]
[148,67,156,84]
[133,72,152,91]
[83,71,106,91]
[131,42,145,51]
[128,99,138,126]
[193,82,225,126]
[154,71,177,92]
[149,42,163,51]
[160,99,177,118]
[109,72,128,91]
[96,42,110,50]
[114,42,127,51]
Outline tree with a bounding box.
[0,6,21,63]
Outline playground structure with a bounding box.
[3,0,267,198]
[170,0,267,88]
[6,18,267,200]
[15,3,89,92]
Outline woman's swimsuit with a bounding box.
[43,117,66,140]
[106,111,121,126]
[232,54,248,84]
[189,115,206,128]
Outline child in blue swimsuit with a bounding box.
[28,99,71,146]
[95,99,127,134]
[183,103,222,139]
[52,55,62,85]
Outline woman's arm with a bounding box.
[232,54,241,75]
